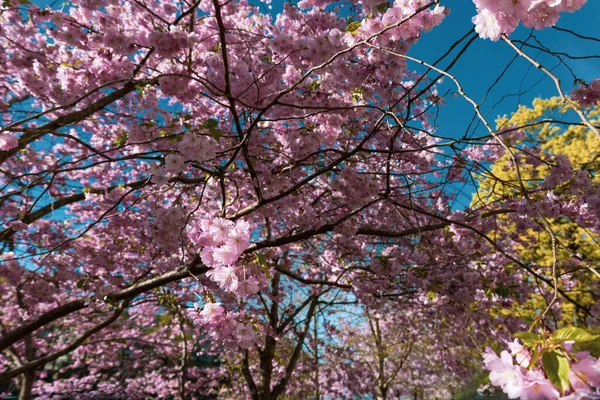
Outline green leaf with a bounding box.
[351,87,365,103]
[209,128,222,142]
[513,331,542,345]
[551,327,599,343]
[255,253,268,266]
[255,253,270,280]
[114,132,127,147]
[345,20,362,35]
[528,349,542,370]
[76,279,86,289]
[542,351,570,393]
[157,314,172,327]
[493,286,510,298]
[374,2,389,13]
[204,118,219,129]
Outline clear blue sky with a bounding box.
[406,1,600,139]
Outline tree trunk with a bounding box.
[18,370,34,400]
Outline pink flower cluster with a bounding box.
[147,26,199,57]
[148,206,187,251]
[150,153,186,185]
[0,134,18,151]
[571,78,600,107]
[483,341,600,399]
[149,134,217,185]
[342,2,448,47]
[178,132,217,162]
[191,218,266,297]
[188,302,259,349]
[472,0,587,41]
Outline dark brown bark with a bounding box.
[0,259,207,353]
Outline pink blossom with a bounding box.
[472,9,504,41]
[559,390,597,400]
[521,369,559,400]
[508,339,531,368]
[212,244,242,266]
[212,265,239,291]
[0,134,18,151]
[234,322,259,348]
[200,246,216,266]
[164,153,184,172]
[199,303,225,326]
[210,314,238,341]
[571,78,600,107]
[570,352,600,389]
[208,218,234,243]
[9,221,28,231]
[236,276,260,296]
[485,349,524,399]
[178,130,217,161]
[227,225,250,254]
[475,0,532,18]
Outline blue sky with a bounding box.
[406,1,600,137]
[403,1,600,206]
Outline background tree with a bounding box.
[472,96,600,330]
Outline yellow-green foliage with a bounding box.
[474,97,600,328]
[474,97,599,203]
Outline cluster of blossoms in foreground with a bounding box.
[571,79,600,107]
[186,217,266,349]
[483,339,600,399]
[190,217,266,297]
[0,133,18,151]
[472,0,587,41]
[188,302,259,349]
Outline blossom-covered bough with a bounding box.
[0,0,599,398]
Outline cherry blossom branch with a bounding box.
[0,78,157,165]
[367,42,582,321]
[271,296,319,398]
[0,176,206,242]
[0,299,130,381]
[0,259,207,353]
[502,35,600,142]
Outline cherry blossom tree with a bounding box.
[1,0,599,398]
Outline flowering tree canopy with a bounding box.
[0,0,599,398]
